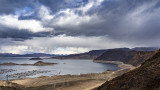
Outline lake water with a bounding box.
[0,57,120,80]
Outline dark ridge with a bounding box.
[95,49,154,66]
[97,49,160,90]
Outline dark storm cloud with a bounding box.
[0,0,160,46]
[0,0,88,15]
[0,0,89,40]
[0,26,51,41]
[0,0,35,14]
[98,0,160,40]
[49,0,160,46]
[38,0,88,13]
[0,0,160,54]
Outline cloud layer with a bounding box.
[0,35,133,54]
[0,0,160,54]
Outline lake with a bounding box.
[0,57,120,80]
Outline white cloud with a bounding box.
[0,15,53,33]
[0,45,28,54]
[0,0,104,33]
[51,47,89,55]
[77,0,104,14]
[54,11,95,26]
[37,5,54,21]
[50,0,104,27]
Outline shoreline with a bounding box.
[93,60,135,69]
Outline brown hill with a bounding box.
[97,49,160,90]
[95,49,153,66]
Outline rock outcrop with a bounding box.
[29,57,43,60]
[33,61,57,66]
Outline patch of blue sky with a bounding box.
[15,6,33,16]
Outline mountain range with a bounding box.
[51,49,108,59]
[0,53,60,57]
[52,47,157,66]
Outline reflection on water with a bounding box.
[0,57,120,80]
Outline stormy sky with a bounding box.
[0,0,160,54]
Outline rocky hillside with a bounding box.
[95,49,153,66]
[97,49,160,90]
[51,49,108,60]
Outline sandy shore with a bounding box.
[93,60,134,69]
[0,61,135,90]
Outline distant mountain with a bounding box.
[15,53,59,57]
[0,53,59,57]
[132,47,159,51]
[97,49,160,90]
[0,53,19,57]
[94,49,153,66]
[51,49,111,60]
[51,47,156,60]
[0,47,157,59]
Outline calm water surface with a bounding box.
[0,57,120,80]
